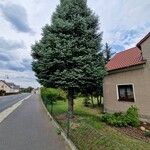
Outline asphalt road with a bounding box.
[0,94,68,150]
[0,93,30,113]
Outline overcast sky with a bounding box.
[0,0,150,88]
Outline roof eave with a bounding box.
[106,60,146,72]
[136,32,150,49]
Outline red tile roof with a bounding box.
[106,47,146,71]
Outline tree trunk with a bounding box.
[100,96,102,104]
[67,88,74,118]
[97,96,100,106]
[91,95,94,107]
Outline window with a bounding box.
[117,84,135,102]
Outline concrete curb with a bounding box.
[39,93,78,150]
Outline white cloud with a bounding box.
[88,0,150,49]
[0,3,33,33]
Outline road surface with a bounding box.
[0,93,30,112]
[0,94,69,150]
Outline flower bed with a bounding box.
[115,123,150,143]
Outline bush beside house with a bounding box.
[101,106,140,127]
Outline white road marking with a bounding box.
[0,94,32,124]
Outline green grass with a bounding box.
[47,100,67,115]
[46,97,150,150]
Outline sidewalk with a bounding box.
[0,94,69,150]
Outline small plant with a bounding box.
[124,106,140,127]
[144,130,150,137]
[56,128,61,135]
[101,106,140,127]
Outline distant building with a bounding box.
[0,80,20,95]
[0,80,12,95]
[103,32,150,122]
[6,82,20,93]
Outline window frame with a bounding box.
[116,83,136,102]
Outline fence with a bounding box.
[51,110,128,150]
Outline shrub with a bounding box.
[56,88,66,101]
[41,87,67,106]
[101,112,127,127]
[124,106,140,127]
[101,106,140,127]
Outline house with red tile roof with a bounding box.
[103,32,150,122]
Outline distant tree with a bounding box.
[32,0,106,117]
[103,43,115,64]
[27,86,34,93]
[20,86,33,93]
